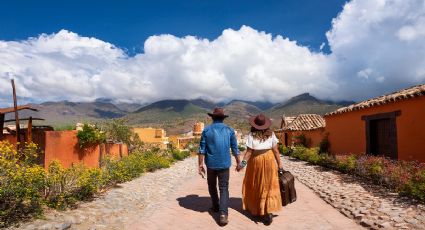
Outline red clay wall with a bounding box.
[2,134,17,145]
[325,96,425,162]
[44,130,100,168]
[289,129,325,148]
[105,142,129,159]
[44,130,129,169]
[275,129,325,148]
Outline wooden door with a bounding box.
[369,118,397,159]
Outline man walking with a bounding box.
[198,107,240,226]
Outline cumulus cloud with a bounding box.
[326,0,425,99]
[0,27,333,104]
[1,0,425,106]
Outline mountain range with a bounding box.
[5,93,354,133]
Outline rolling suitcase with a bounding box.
[278,169,297,206]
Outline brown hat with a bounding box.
[208,107,229,118]
[249,113,271,130]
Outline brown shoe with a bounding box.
[219,214,228,226]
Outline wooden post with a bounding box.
[0,113,4,140]
[27,116,33,143]
[11,79,21,145]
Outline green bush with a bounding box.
[335,155,357,173]
[291,146,306,159]
[405,170,425,201]
[77,124,106,149]
[317,153,336,167]
[305,148,321,164]
[279,145,292,156]
[172,150,190,161]
[142,152,171,172]
[291,146,321,164]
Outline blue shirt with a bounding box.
[199,121,239,169]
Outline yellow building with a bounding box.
[193,121,204,137]
[169,135,195,150]
[133,127,169,149]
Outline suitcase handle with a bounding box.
[278,169,284,175]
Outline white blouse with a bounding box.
[245,132,279,150]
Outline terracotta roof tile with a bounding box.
[326,84,425,116]
[282,114,325,131]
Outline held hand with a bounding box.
[278,162,284,171]
[236,160,247,172]
[235,164,242,172]
[199,165,206,178]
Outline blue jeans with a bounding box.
[207,168,229,215]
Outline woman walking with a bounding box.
[237,113,283,225]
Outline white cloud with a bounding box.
[0,27,333,104]
[326,0,425,99]
[1,0,425,106]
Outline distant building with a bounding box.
[133,127,169,149]
[275,114,326,148]
[193,121,204,137]
[168,121,204,150]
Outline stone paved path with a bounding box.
[15,157,198,230]
[15,156,366,230]
[283,156,425,230]
[126,158,362,230]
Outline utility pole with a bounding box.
[11,79,21,145]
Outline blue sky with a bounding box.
[1,0,345,54]
[0,0,424,105]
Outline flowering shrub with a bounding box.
[335,155,357,173]
[0,141,45,227]
[44,161,95,209]
[286,146,425,202]
[0,140,191,227]
[405,170,425,201]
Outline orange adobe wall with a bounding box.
[325,96,425,162]
[275,129,325,148]
[44,130,100,168]
[44,130,128,169]
[105,142,128,159]
[289,129,325,148]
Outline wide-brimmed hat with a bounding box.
[208,107,229,118]
[249,113,271,130]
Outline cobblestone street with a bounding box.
[14,157,198,230]
[282,157,425,230]
[13,156,425,230]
